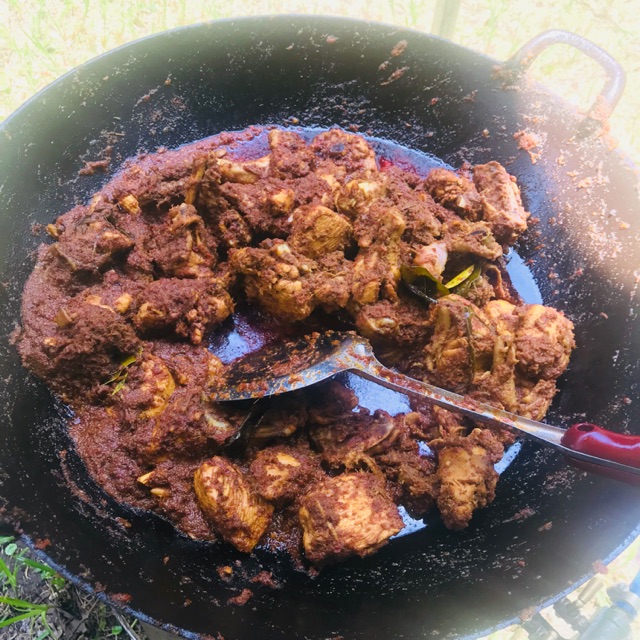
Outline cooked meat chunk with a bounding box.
[194,457,273,553]
[473,162,529,244]
[148,203,217,278]
[216,155,271,184]
[53,199,133,273]
[424,295,495,392]
[353,297,432,349]
[216,209,253,249]
[107,148,208,208]
[269,129,315,178]
[424,167,483,220]
[219,179,295,237]
[312,251,353,311]
[119,354,176,420]
[442,219,502,261]
[413,241,448,281]
[309,409,398,469]
[435,429,504,530]
[352,202,406,305]
[311,128,377,175]
[289,205,353,258]
[133,277,233,344]
[298,473,403,564]
[515,305,575,380]
[250,446,320,503]
[30,297,140,400]
[231,240,318,321]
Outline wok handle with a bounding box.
[507,29,626,119]
[562,423,640,484]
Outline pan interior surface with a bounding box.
[0,16,639,640]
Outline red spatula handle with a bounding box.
[562,423,640,483]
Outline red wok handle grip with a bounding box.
[562,423,640,484]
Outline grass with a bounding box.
[0,535,147,639]
[1,1,640,638]
[1,1,639,163]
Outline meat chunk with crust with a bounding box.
[133,277,233,344]
[289,205,353,259]
[231,240,318,321]
[311,129,377,175]
[442,219,502,261]
[30,297,140,401]
[435,428,504,530]
[249,446,321,503]
[194,457,273,553]
[52,198,133,273]
[268,129,315,178]
[473,162,529,244]
[352,202,406,305]
[149,203,217,278]
[424,295,496,392]
[424,168,483,220]
[515,305,575,380]
[298,473,403,564]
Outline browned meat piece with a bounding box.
[249,445,321,503]
[133,392,244,463]
[218,178,296,237]
[424,167,484,220]
[470,300,574,420]
[353,297,432,349]
[369,415,438,516]
[335,175,388,218]
[309,409,398,469]
[424,295,496,392]
[133,277,233,344]
[352,202,406,305]
[384,166,443,244]
[289,205,353,259]
[216,209,253,249]
[298,473,403,564]
[435,428,504,530]
[442,219,502,261]
[307,380,359,426]
[311,128,377,175]
[412,241,448,281]
[148,203,217,278]
[118,354,176,420]
[312,251,353,311]
[216,155,271,184]
[268,129,315,178]
[473,162,529,244]
[105,148,209,209]
[52,199,133,273]
[194,457,273,552]
[515,305,575,380]
[23,295,140,402]
[231,240,318,321]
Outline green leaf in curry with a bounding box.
[401,263,482,304]
[400,265,449,303]
[103,349,141,394]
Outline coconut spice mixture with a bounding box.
[17,127,575,566]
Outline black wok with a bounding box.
[1,16,639,640]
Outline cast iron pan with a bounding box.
[1,16,639,640]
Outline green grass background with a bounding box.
[1,1,640,638]
[1,0,639,163]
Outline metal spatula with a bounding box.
[210,331,640,482]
